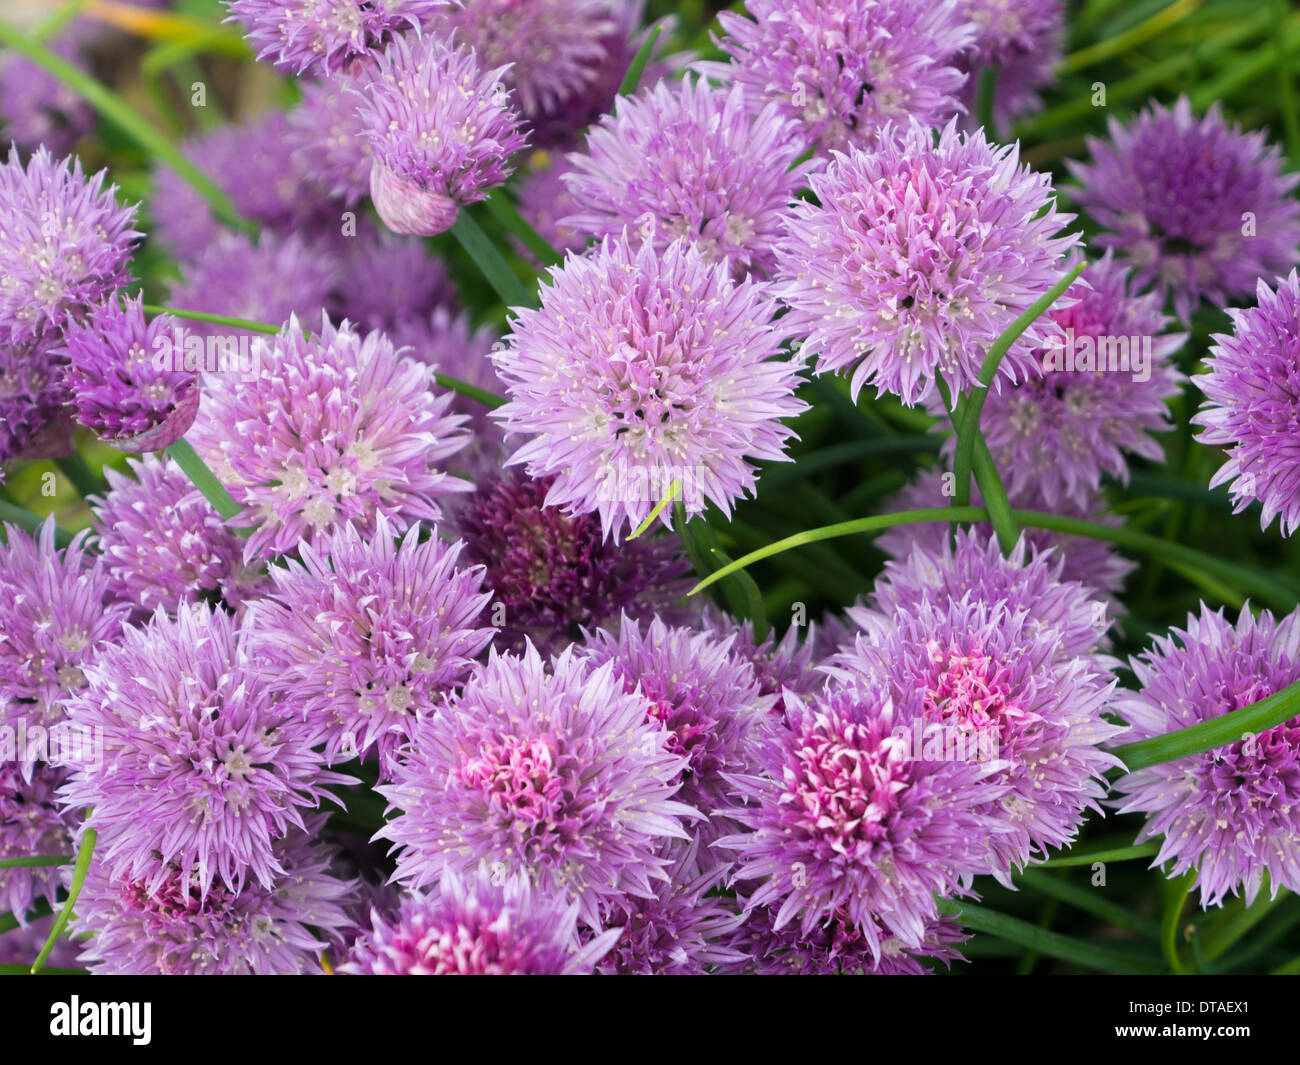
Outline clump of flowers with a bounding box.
[379,644,696,926]
[89,455,263,618]
[1193,269,1300,538]
[1114,605,1300,908]
[0,147,139,348]
[72,820,356,974]
[953,0,1064,129]
[61,605,350,898]
[225,0,452,78]
[562,77,812,279]
[352,32,527,236]
[59,295,199,452]
[0,339,69,478]
[704,0,972,154]
[342,868,621,975]
[969,254,1185,508]
[451,469,693,654]
[1067,97,1300,321]
[774,119,1078,405]
[0,764,77,920]
[188,314,470,560]
[494,233,807,537]
[0,37,96,155]
[249,515,495,768]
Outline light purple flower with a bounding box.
[1113,604,1300,908]
[59,294,198,452]
[0,338,69,479]
[0,521,127,731]
[189,314,470,561]
[0,147,139,348]
[327,226,455,333]
[89,454,264,618]
[494,233,807,537]
[72,819,356,974]
[249,515,495,769]
[353,31,526,236]
[0,764,76,920]
[703,0,973,154]
[1193,269,1300,537]
[225,0,452,77]
[774,119,1078,405]
[342,868,620,974]
[378,643,697,927]
[954,0,1064,130]
[1067,97,1300,322]
[288,75,374,206]
[562,78,813,279]
[61,605,350,898]
[0,36,95,156]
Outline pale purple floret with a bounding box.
[1193,269,1300,538]
[248,515,495,770]
[1113,605,1300,909]
[352,32,526,236]
[60,605,350,899]
[774,119,1078,406]
[702,0,972,155]
[342,868,620,975]
[953,0,1064,130]
[1067,97,1300,322]
[494,233,807,538]
[0,764,76,920]
[379,643,697,927]
[562,77,814,279]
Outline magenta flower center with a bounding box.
[459,735,564,825]
[924,644,1022,736]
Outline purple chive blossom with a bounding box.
[832,576,1125,880]
[60,605,350,899]
[0,36,95,156]
[390,306,501,421]
[432,0,619,119]
[954,0,1064,129]
[288,76,374,207]
[717,679,1008,959]
[0,338,69,479]
[701,607,829,714]
[858,527,1115,658]
[342,868,621,975]
[961,253,1185,509]
[89,455,264,619]
[494,233,808,538]
[702,0,973,155]
[152,110,339,260]
[249,515,495,769]
[379,644,697,928]
[1067,97,1300,322]
[188,314,470,561]
[451,469,693,655]
[0,521,127,731]
[875,466,1136,606]
[353,32,527,237]
[0,915,80,969]
[59,295,198,453]
[562,78,813,280]
[167,231,335,344]
[327,226,456,333]
[0,147,139,348]
[0,764,77,920]
[1113,605,1300,908]
[225,0,452,78]
[524,1,686,150]
[726,901,967,975]
[591,837,746,975]
[1193,269,1300,537]
[73,819,356,975]
[774,119,1078,406]
[581,615,772,825]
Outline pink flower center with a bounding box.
[458,735,564,825]
[924,643,1022,737]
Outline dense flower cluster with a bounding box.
[4,1,1300,980]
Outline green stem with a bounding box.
[142,304,280,335]
[1018,868,1162,941]
[0,501,72,548]
[164,438,243,522]
[54,454,105,498]
[0,899,53,936]
[1161,872,1196,974]
[433,373,506,409]
[0,20,253,234]
[1060,0,1203,74]
[449,208,535,309]
[971,436,1020,554]
[976,67,999,136]
[618,24,663,96]
[1275,0,1300,165]
[1038,842,1160,868]
[0,855,73,869]
[483,187,562,266]
[31,827,95,974]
